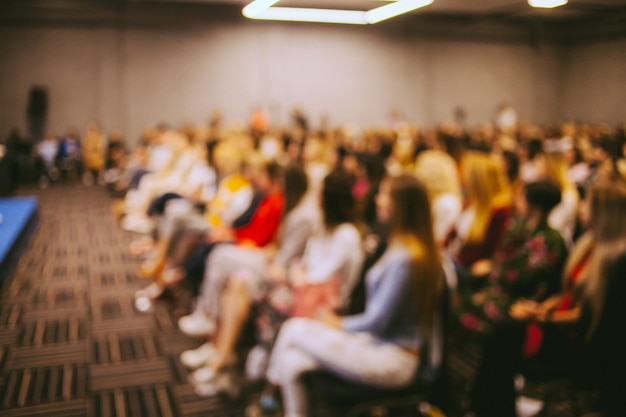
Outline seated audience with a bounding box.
[174,166,319,395]
[134,157,280,309]
[56,127,83,180]
[179,169,362,335]
[81,122,107,186]
[456,180,567,336]
[465,182,626,417]
[35,131,59,188]
[248,174,442,417]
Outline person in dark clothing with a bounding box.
[466,183,626,417]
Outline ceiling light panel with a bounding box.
[242,0,434,24]
[527,0,568,8]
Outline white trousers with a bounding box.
[266,318,419,417]
[196,244,267,319]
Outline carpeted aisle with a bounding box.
[0,184,251,417]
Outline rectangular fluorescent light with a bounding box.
[527,0,568,8]
[251,7,367,25]
[243,0,434,25]
[243,0,280,18]
[366,0,434,24]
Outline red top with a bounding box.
[235,191,284,248]
[458,205,512,269]
[557,248,592,311]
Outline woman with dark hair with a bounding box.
[169,165,319,396]
[179,170,364,397]
[457,180,567,336]
[250,174,443,417]
[466,182,626,417]
[457,181,566,417]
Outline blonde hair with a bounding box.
[543,152,576,192]
[461,152,511,244]
[414,150,462,200]
[584,184,626,338]
[213,141,244,175]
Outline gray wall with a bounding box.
[0,7,623,143]
[561,38,626,124]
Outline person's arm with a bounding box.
[341,257,411,333]
[274,218,315,268]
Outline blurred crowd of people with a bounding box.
[3,108,625,417]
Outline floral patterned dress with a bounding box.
[457,218,567,335]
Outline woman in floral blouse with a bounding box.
[456,180,568,336]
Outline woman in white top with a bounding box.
[182,170,364,397]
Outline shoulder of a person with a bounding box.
[335,223,362,240]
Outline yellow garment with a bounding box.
[83,132,105,170]
[205,174,251,227]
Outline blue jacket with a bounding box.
[342,245,423,350]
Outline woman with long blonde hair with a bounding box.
[449,151,512,275]
[414,149,462,247]
[580,184,626,417]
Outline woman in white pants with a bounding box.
[257,174,443,417]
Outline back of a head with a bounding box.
[321,170,355,230]
[462,151,510,208]
[214,141,243,175]
[525,180,562,217]
[461,152,511,244]
[283,164,308,215]
[414,150,461,199]
[544,139,575,190]
[389,174,435,250]
[590,184,626,244]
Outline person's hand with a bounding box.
[509,299,539,321]
[289,261,307,287]
[208,226,233,242]
[318,309,342,329]
[470,259,493,277]
[267,263,287,282]
[472,291,487,305]
[264,245,278,263]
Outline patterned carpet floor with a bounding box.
[0,183,260,417]
[0,183,604,417]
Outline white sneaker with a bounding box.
[245,345,269,381]
[194,370,239,398]
[188,365,217,385]
[178,311,216,337]
[121,215,154,234]
[180,343,218,369]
